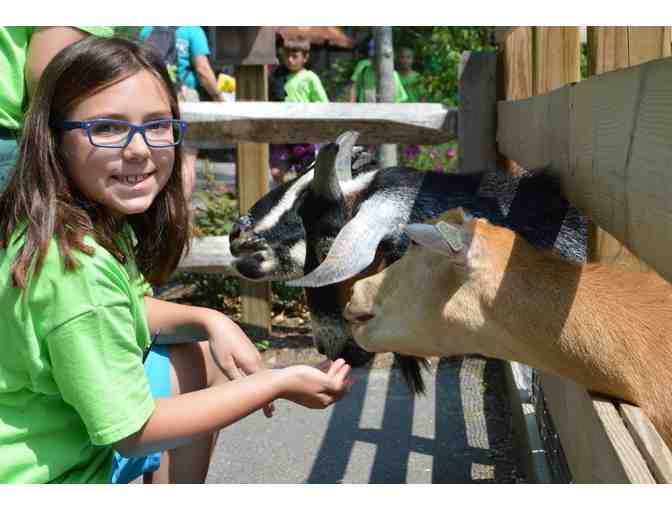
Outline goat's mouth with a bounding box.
[337,339,376,367]
[230,236,270,257]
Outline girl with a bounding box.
[0,36,351,484]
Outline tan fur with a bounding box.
[345,217,672,447]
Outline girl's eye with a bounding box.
[91,121,127,136]
[146,120,172,132]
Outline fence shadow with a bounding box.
[305,355,522,483]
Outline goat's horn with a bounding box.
[311,131,359,201]
[288,197,411,288]
[334,130,359,181]
[310,142,342,202]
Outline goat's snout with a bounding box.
[344,307,376,323]
[343,294,376,324]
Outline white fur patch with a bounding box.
[254,169,379,233]
[289,239,307,268]
[255,170,315,232]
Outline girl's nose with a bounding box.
[122,131,151,159]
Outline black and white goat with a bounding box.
[224,131,588,392]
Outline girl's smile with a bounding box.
[61,70,176,216]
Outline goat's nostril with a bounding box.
[355,313,375,323]
[344,304,375,323]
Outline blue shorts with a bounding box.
[109,344,172,484]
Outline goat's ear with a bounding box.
[404,221,469,259]
[432,207,466,225]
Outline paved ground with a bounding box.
[206,356,525,484]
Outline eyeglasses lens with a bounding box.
[90,121,130,146]
[89,120,182,147]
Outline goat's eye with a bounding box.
[410,239,418,246]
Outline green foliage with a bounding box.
[399,141,459,173]
[393,27,495,105]
[191,162,238,237]
[323,58,358,102]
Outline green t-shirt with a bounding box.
[0,226,154,483]
[284,69,328,103]
[399,70,424,103]
[0,26,113,131]
[350,58,408,103]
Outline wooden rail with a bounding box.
[180,101,458,147]
[498,57,672,285]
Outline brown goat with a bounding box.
[344,209,672,447]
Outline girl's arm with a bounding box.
[113,359,351,457]
[144,296,264,381]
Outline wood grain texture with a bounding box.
[181,102,458,148]
[539,372,655,483]
[586,26,670,270]
[235,65,271,336]
[458,51,497,174]
[497,26,533,176]
[178,236,235,274]
[533,27,581,95]
[619,403,672,483]
[497,57,672,285]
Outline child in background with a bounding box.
[397,47,425,103]
[269,38,328,185]
[349,38,408,104]
[0,36,351,484]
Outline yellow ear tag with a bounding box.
[436,221,463,253]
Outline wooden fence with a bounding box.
[496,26,672,483]
[177,26,672,482]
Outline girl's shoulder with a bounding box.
[5,224,134,293]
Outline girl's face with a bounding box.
[61,70,175,217]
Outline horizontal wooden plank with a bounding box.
[539,372,655,483]
[180,101,458,147]
[497,56,672,285]
[177,236,236,275]
[620,403,672,483]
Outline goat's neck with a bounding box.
[468,226,672,414]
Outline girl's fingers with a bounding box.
[327,358,346,376]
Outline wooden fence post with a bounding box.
[235,65,271,338]
[458,51,497,174]
[496,27,533,175]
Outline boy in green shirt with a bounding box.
[269,38,328,185]
[397,47,425,103]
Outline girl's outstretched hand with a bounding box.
[205,312,275,417]
[279,359,353,409]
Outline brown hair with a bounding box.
[0,36,190,288]
[283,38,311,55]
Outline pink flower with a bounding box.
[403,144,421,160]
[429,148,438,160]
[446,148,456,158]
[433,163,444,172]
